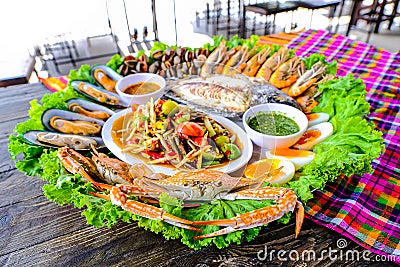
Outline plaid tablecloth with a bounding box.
[288,29,400,263]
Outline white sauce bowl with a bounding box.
[242,103,308,149]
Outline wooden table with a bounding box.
[0,56,35,87]
[1,83,387,266]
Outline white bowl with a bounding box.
[116,73,166,105]
[242,103,308,149]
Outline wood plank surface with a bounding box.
[0,83,393,266]
[0,83,49,173]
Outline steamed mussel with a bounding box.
[91,65,122,93]
[71,81,123,106]
[67,98,115,121]
[42,109,105,136]
[50,116,101,135]
[23,130,104,150]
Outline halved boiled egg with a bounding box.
[265,148,316,170]
[292,122,333,150]
[244,158,295,185]
[307,112,329,127]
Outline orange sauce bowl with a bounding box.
[116,73,166,105]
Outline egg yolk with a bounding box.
[244,159,282,179]
[306,114,319,121]
[270,148,313,157]
[296,129,321,145]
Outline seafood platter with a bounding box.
[9,35,383,249]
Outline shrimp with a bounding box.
[269,57,305,89]
[295,74,334,113]
[222,46,249,75]
[256,47,289,80]
[213,47,238,74]
[288,62,326,97]
[200,40,227,77]
[242,47,271,77]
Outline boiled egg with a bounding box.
[265,148,316,170]
[244,158,295,185]
[292,122,333,151]
[306,112,329,127]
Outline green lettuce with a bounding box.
[8,86,80,176]
[69,64,95,84]
[202,35,226,51]
[302,53,337,75]
[106,54,124,73]
[288,74,384,201]
[202,35,266,52]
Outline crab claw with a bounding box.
[91,183,201,232]
[111,186,201,231]
[192,204,287,240]
[192,188,304,239]
[295,201,304,238]
[57,146,99,183]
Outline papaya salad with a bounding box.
[112,98,241,169]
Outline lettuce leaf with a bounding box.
[302,53,337,75]
[8,86,80,176]
[316,117,383,159]
[288,74,384,202]
[69,64,95,84]
[106,54,124,73]
[202,35,226,51]
[315,74,366,99]
[202,35,265,52]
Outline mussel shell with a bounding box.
[148,61,160,74]
[91,65,122,92]
[66,98,115,117]
[23,130,105,150]
[42,109,105,135]
[70,80,126,107]
[251,84,301,110]
[151,50,164,60]
[135,61,148,73]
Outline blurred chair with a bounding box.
[243,1,300,37]
[290,0,342,31]
[346,0,400,42]
[123,0,159,54]
[38,0,120,75]
[197,0,242,39]
[213,0,242,38]
[41,33,78,74]
[128,27,157,53]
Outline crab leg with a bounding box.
[57,146,100,183]
[91,182,160,197]
[193,188,304,239]
[91,183,201,232]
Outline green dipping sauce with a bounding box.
[247,111,299,136]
